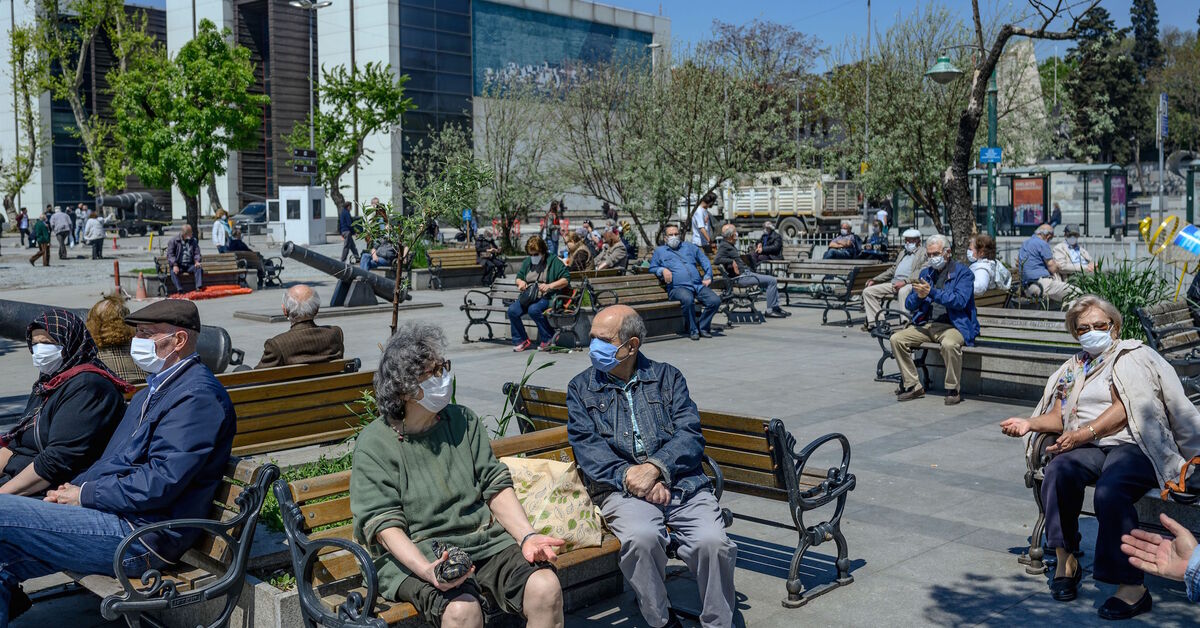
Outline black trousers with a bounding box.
[90,239,104,259]
[339,231,359,262]
[1041,443,1157,585]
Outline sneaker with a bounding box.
[689,332,700,341]
[944,390,962,405]
[764,310,786,319]
[513,339,533,352]
[897,386,926,402]
[537,342,551,351]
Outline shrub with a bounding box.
[259,452,355,533]
[1067,259,1176,341]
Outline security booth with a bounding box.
[969,163,1126,237]
[275,186,327,245]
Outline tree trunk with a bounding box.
[183,192,200,236]
[3,195,16,225]
[206,174,223,214]
[328,180,347,216]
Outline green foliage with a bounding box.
[259,452,355,533]
[1147,28,1200,153]
[483,352,555,440]
[1068,259,1175,341]
[110,19,269,231]
[1,25,45,220]
[1063,7,1146,163]
[284,62,414,210]
[1130,0,1164,75]
[266,571,296,591]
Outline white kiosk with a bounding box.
[274,186,327,245]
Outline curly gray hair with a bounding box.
[374,321,447,424]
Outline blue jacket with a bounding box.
[75,356,236,563]
[905,259,980,345]
[338,208,356,235]
[566,354,709,501]
[1187,545,1200,602]
[649,242,712,293]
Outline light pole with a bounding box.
[863,0,870,222]
[926,52,998,238]
[289,0,332,187]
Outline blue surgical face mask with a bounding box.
[529,254,543,265]
[927,255,947,271]
[1079,330,1114,356]
[589,338,630,373]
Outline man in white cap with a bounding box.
[861,228,926,331]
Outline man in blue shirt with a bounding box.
[1121,512,1200,604]
[0,300,235,622]
[1018,224,1075,303]
[649,224,720,340]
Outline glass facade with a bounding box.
[50,101,92,208]
[398,0,473,153]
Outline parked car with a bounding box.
[232,202,268,231]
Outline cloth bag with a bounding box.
[500,456,604,552]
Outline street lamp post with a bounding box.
[289,0,332,187]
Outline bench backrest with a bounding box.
[974,287,1012,309]
[570,268,620,281]
[1138,301,1200,357]
[428,249,479,268]
[128,359,361,399]
[227,371,375,456]
[586,274,671,306]
[975,307,1075,349]
[188,458,278,573]
[156,252,244,273]
[784,260,890,293]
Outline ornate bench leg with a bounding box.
[1020,477,1049,574]
[783,534,813,608]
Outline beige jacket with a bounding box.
[872,245,927,283]
[1052,241,1093,276]
[1031,340,1200,493]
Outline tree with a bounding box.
[285,62,413,212]
[1,26,45,223]
[1149,28,1200,152]
[1062,7,1145,164]
[710,18,825,84]
[476,78,559,252]
[1130,0,1164,76]
[110,19,268,234]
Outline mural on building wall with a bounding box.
[471,0,652,95]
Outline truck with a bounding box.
[706,171,863,239]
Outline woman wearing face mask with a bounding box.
[1000,296,1200,620]
[966,234,1012,296]
[0,310,132,497]
[350,322,565,628]
[860,219,888,261]
[508,235,570,352]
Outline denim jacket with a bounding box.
[566,354,709,501]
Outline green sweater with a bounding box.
[516,255,570,292]
[350,404,515,598]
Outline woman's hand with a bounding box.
[1046,429,1089,455]
[422,551,475,592]
[999,418,1032,437]
[521,534,565,564]
[537,283,551,296]
[516,279,527,291]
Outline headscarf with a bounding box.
[25,309,133,398]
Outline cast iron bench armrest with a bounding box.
[272,481,387,628]
[589,287,620,310]
[101,463,279,627]
[461,288,496,311]
[789,432,856,510]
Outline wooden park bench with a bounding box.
[427,248,485,290]
[1137,300,1200,396]
[569,268,620,282]
[231,249,285,289]
[154,252,249,295]
[869,288,1010,381]
[711,266,765,324]
[751,243,815,277]
[775,260,890,325]
[270,428,629,626]
[460,278,584,347]
[505,383,857,608]
[228,370,375,456]
[69,459,279,627]
[127,358,363,399]
[584,274,688,339]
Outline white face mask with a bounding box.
[529,254,543,265]
[927,255,947,271]
[130,336,170,374]
[840,228,850,235]
[666,235,681,249]
[1066,236,1078,246]
[417,368,453,414]
[32,343,64,375]
[904,242,918,253]
[1079,330,1114,356]
[966,250,977,263]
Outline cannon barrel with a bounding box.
[281,241,395,300]
[96,192,156,211]
[0,299,243,373]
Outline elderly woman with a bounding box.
[1000,295,1200,620]
[86,294,145,385]
[564,232,592,272]
[0,310,131,497]
[966,234,1011,296]
[351,323,564,628]
[508,235,569,352]
[860,219,888,261]
[474,227,505,286]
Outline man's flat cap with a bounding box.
[125,299,201,331]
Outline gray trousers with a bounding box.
[733,271,779,310]
[600,489,736,628]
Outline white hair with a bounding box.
[926,234,951,250]
[283,288,321,322]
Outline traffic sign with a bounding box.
[1158,93,1168,141]
[292,148,318,160]
[292,164,317,175]
[979,147,1002,164]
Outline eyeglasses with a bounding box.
[1076,321,1112,334]
[424,360,451,378]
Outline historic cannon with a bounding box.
[0,298,244,373]
[281,241,409,307]
[96,192,171,237]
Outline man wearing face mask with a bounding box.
[0,300,236,623]
[862,229,926,331]
[822,220,862,259]
[649,225,720,340]
[567,306,737,628]
[889,234,979,405]
[713,224,788,318]
[1052,225,1095,278]
[1018,223,1075,304]
[747,220,783,272]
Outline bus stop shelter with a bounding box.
[968,163,1127,237]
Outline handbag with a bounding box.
[518,265,545,307]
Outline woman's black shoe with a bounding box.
[1049,567,1083,601]
[1097,590,1151,620]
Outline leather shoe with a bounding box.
[1049,567,1082,602]
[897,386,925,402]
[764,310,786,319]
[1097,589,1151,620]
[944,390,962,405]
[699,330,713,338]
[689,332,700,341]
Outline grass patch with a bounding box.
[260,452,355,533]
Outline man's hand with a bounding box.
[645,482,670,506]
[1121,513,1197,582]
[913,280,930,299]
[866,279,875,287]
[661,269,673,284]
[731,262,740,275]
[423,551,475,592]
[892,280,906,290]
[172,265,180,274]
[520,534,566,564]
[999,418,1032,437]
[1046,429,1089,454]
[1087,262,1096,272]
[44,483,81,506]
[702,278,711,287]
[755,244,762,254]
[624,463,661,497]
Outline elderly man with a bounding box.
[0,300,235,621]
[649,224,720,340]
[714,224,788,318]
[889,234,979,405]
[861,228,927,331]
[1018,223,1074,303]
[822,220,862,259]
[256,285,345,368]
[49,207,72,260]
[748,220,783,271]
[165,224,203,293]
[1052,224,1095,278]
[567,306,737,628]
[474,227,506,285]
[593,229,628,272]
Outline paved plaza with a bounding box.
[0,238,1195,626]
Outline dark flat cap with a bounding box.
[126,299,201,331]
[1063,224,1080,236]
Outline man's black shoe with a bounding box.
[764,310,786,318]
[690,332,700,341]
[699,330,713,338]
